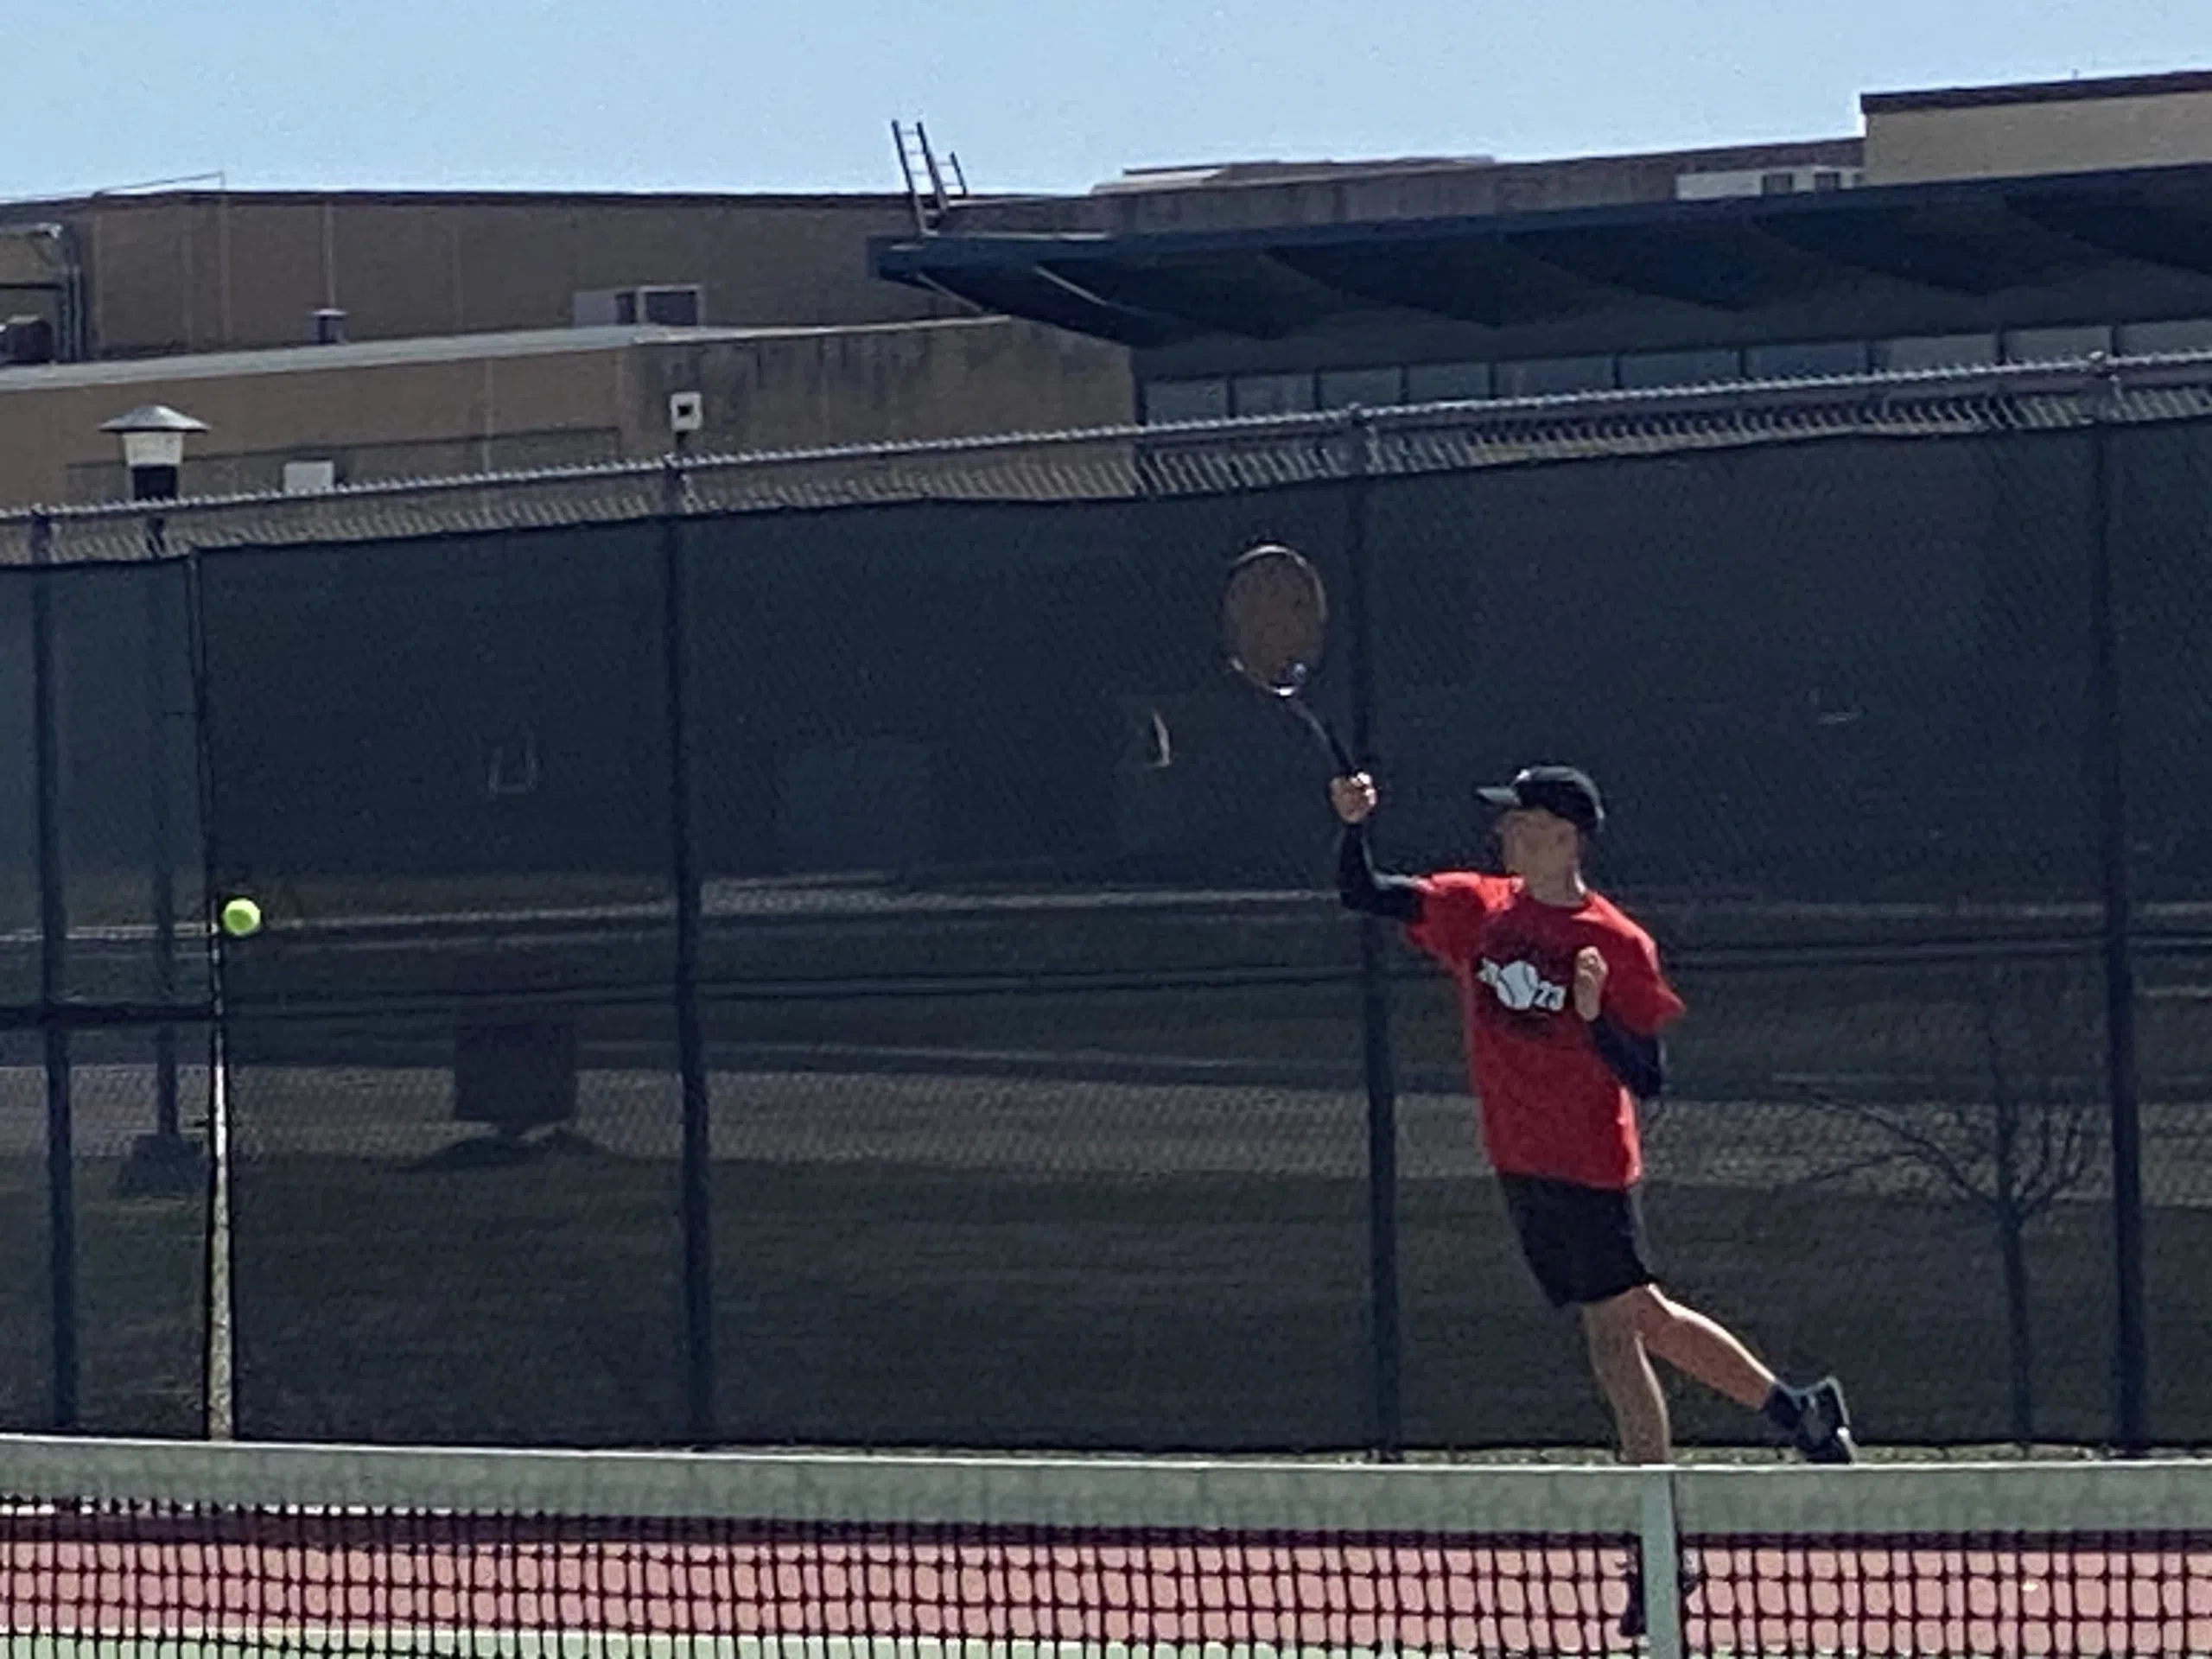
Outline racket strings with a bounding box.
[1224,544,1328,694]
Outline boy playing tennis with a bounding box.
[1331,763,1854,1469]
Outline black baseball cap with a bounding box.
[1477,766,1605,835]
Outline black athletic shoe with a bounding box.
[1618,1556,1705,1639]
[1791,1376,1857,1464]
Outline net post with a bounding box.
[2086,359,2149,1451]
[1638,1468,1684,1659]
[660,474,716,1443]
[1340,407,1403,1460]
[28,510,77,1431]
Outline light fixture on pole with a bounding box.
[99,404,208,502]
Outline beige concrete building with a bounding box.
[0,316,1133,507]
[1864,69,2212,185]
[0,188,1135,506]
[0,188,965,362]
[938,137,1869,240]
[879,66,2212,425]
[11,67,2212,512]
[931,67,2212,246]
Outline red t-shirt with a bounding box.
[1407,873,1685,1191]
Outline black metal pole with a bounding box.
[29,512,77,1430]
[1343,411,1402,1460]
[2088,398,2148,1451]
[184,544,235,1439]
[147,521,181,1144]
[661,457,715,1441]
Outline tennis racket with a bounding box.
[1222,542,1355,773]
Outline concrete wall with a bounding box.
[942,140,1865,237]
[1866,85,2212,183]
[0,318,1133,508]
[27,192,963,359]
[616,318,1134,457]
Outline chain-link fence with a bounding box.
[0,550,210,1440]
[5,353,2211,1452]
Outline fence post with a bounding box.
[2087,359,2148,1451]
[28,512,77,1430]
[1342,410,1403,1460]
[149,517,180,1148]
[662,456,715,1442]
[120,524,202,1198]
[150,562,180,1140]
[182,544,236,1440]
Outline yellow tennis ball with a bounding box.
[219,897,263,938]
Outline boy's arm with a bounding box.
[1573,946,1669,1099]
[1588,1014,1666,1099]
[1337,822,1423,923]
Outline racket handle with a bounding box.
[1289,698,1356,774]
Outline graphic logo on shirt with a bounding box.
[1478,955,1568,1014]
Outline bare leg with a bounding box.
[1624,1287,1777,1410]
[1580,1294,1671,1464]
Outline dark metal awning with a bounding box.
[874,163,2212,345]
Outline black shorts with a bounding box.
[1498,1173,1656,1308]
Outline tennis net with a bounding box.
[0,1435,2207,1658]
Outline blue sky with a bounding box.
[5,1,2209,200]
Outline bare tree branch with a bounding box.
[1798,1091,1991,1208]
